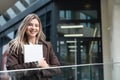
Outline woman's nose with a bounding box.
[32,25,36,29]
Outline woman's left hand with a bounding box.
[38,58,49,68]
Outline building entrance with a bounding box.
[57,37,103,80]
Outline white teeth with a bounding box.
[30,31,36,34]
[30,31,36,33]
[32,32,35,33]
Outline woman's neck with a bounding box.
[28,37,36,44]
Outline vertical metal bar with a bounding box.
[74,38,77,80]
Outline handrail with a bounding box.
[0,62,117,73]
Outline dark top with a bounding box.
[6,41,61,80]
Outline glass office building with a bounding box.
[0,0,120,80]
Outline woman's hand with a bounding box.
[38,58,49,68]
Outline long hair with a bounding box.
[8,13,46,54]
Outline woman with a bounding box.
[6,13,61,80]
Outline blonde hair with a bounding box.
[9,13,46,54]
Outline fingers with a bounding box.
[38,58,49,68]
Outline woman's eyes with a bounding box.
[34,24,39,27]
[28,23,32,26]
[27,23,39,27]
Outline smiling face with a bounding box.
[25,18,40,39]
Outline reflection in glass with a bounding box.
[59,39,104,80]
[59,40,76,65]
[0,64,105,80]
[59,10,97,20]
[57,23,100,37]
[80,41,102,64]
[58,38,102,65]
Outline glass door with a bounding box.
[57,37,103,80]
[57,38,77,80]
[77,39,103,80]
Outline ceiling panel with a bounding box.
[115,0,120,4]
[0,0,16,14]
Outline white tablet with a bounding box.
[24,45,43,63]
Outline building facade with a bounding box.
[0,0,120,80]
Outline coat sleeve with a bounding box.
[41,42,61,77]
[6,54,37,70]
[6,50,37,70]
[6,41,38,70]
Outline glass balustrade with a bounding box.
[0,63,115,80]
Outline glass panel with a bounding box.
[57,23,100,37]
[0,31,14,49]
[0,15,7,26]
[44,26,51,41]
[59,10,97,20]
[12,6,21,14]
[14,1,26,12]
[7,31,14,40]
[2,13,10,21]
[20,0,38,7]
[40,14,46,28]
[46,11,51,25]
[0,64,108,80]
[58,38,102,65]
[40,12,51,41]
[0,0,39,26]
[80,40,102,64]
[58,39,76,65]
[24,0,38,5]
[6,8,16,19]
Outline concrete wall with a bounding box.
[101,0,120,80]
[101,0,113,80]
[112,2,120,80]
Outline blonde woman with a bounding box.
[6,13,61,80]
